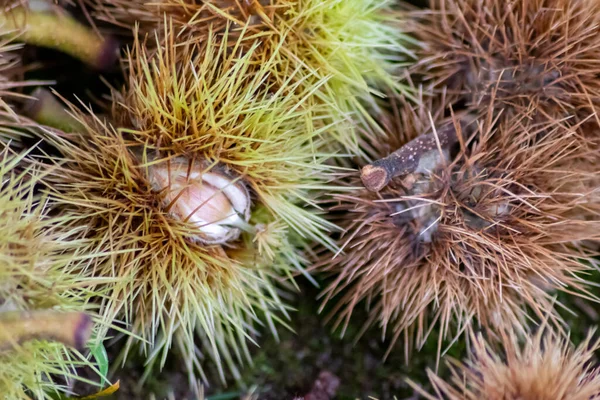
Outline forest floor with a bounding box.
[103,279,462,400]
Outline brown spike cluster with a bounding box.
[90,0,276,33]
[316,92,600,357]
[90,0,281,50]
[411,0,600,125]
[412,327,600,400]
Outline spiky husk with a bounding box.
[117,28,340,247]
[91,0,416,150]
[412,327,600,400]
[39,27,345,382]
[89,0,276,40]
[0,17,102,399]
[0,142,100,399]
[316,93,600,359]
[411,0,600,126]
[41,119,291,382]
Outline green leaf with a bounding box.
[77,381,120,399]
[89,341,109,385]
[207,392,243,400]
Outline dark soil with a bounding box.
[89,279,460,400]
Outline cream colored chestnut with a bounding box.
[148,157,252,244]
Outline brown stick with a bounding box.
[360,121,464,192]
[0,310,93,351]
[0,7,118,70]
[23,88,85,132]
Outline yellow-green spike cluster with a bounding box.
[0,32,104,397]
[0,141,101,399]
[121,30,341,248]
[91,0,416,151]
[38,26,347,383]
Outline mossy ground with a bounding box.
[87,267,600,400]
[93,279,458,400]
